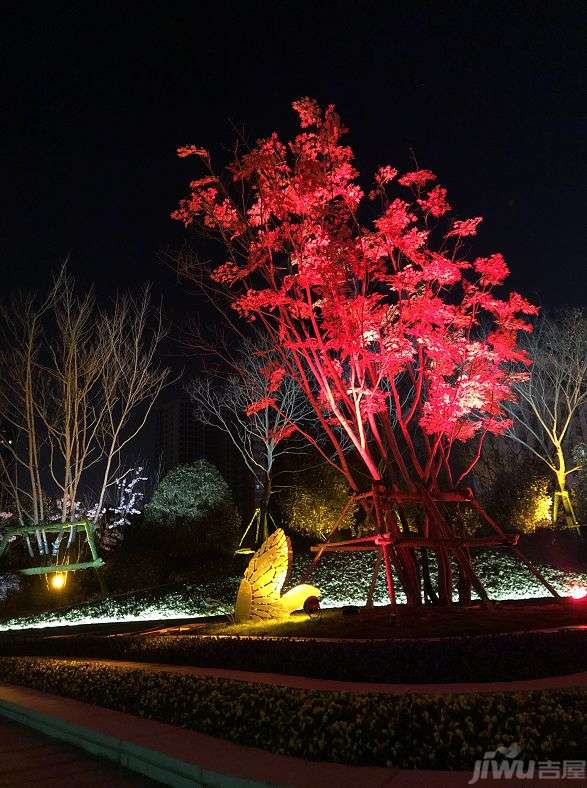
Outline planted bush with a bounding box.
[145,461,240,556]
[1,627,586,683]
[281,465,357,541]
[0,656,584,769]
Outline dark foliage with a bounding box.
[1,627,585,684]
[0,656,584,769]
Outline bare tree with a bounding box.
[0,267,171,567]
[188,335,311,551]
[39,273,112,525]
[0,292,51,553]
[504,309,587,528]
[91,288,171,523]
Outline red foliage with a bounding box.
[446,216,483,238]
[173,100,537,492]
[245,397,276,416]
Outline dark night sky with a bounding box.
[2,1,586,309]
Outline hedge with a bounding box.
[1,626,586,683]
[0,657,584,769]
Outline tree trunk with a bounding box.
[258,474,272,543]
[371,489,421,606]
[420,548,439,604]
[554,454,578,529]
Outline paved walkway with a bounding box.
[0,716,157,786]
[63,657,587,695]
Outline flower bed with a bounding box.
[1,550,586,632]
[0,656,584,769]
[0,578,234,631]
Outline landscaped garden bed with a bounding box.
[0,656,584,769]
[1,550,586,632]
[1,612,585,683]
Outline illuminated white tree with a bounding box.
[0,268,171,568]
[188,336,311,550]
[505,309,587,528]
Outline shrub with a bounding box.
[280,464,357,541]
[0,656,584,769]
[3,624,586,683]
[511,475,553,534]
[144,461,240,556]
[0,573,20,602]
[481,462,552,533]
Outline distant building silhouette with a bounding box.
[156,397,255,517]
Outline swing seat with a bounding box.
[19,558,104,576]
[0,519,104,576]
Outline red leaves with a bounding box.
[483,417,513,435]
[174,98,538,483]
[245,397,276,416]
[420,363,513,441]
[375,198,416,239]
[210,261,243,285]
[260,362,286,393]
[176,145,209,158]
[473,253,510,286]
[375,165,398,185]
[417,185,451,218]
[398,169,437,188]
[359,388,389,416]
[291,97,322,128]
[446,217,483,238]
[425,254,463,285]
[233,289,288,319]
[171,183,244,237]
[268,424,297,443]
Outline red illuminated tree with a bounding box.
[172,98,557,606]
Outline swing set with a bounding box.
[0,519,103,587]
[235,507,277,555]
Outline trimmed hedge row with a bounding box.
[1,626,586,682]
[0,657,584,769]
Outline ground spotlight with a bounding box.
[50,572,67,591]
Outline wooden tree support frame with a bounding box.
[304,486,561,607]
[0,520,104,576]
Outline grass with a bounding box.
[192,597,587,640]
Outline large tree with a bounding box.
[172,98,549,606]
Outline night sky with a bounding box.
[3,2,586,309]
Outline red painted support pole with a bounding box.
[378,537,396,606]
